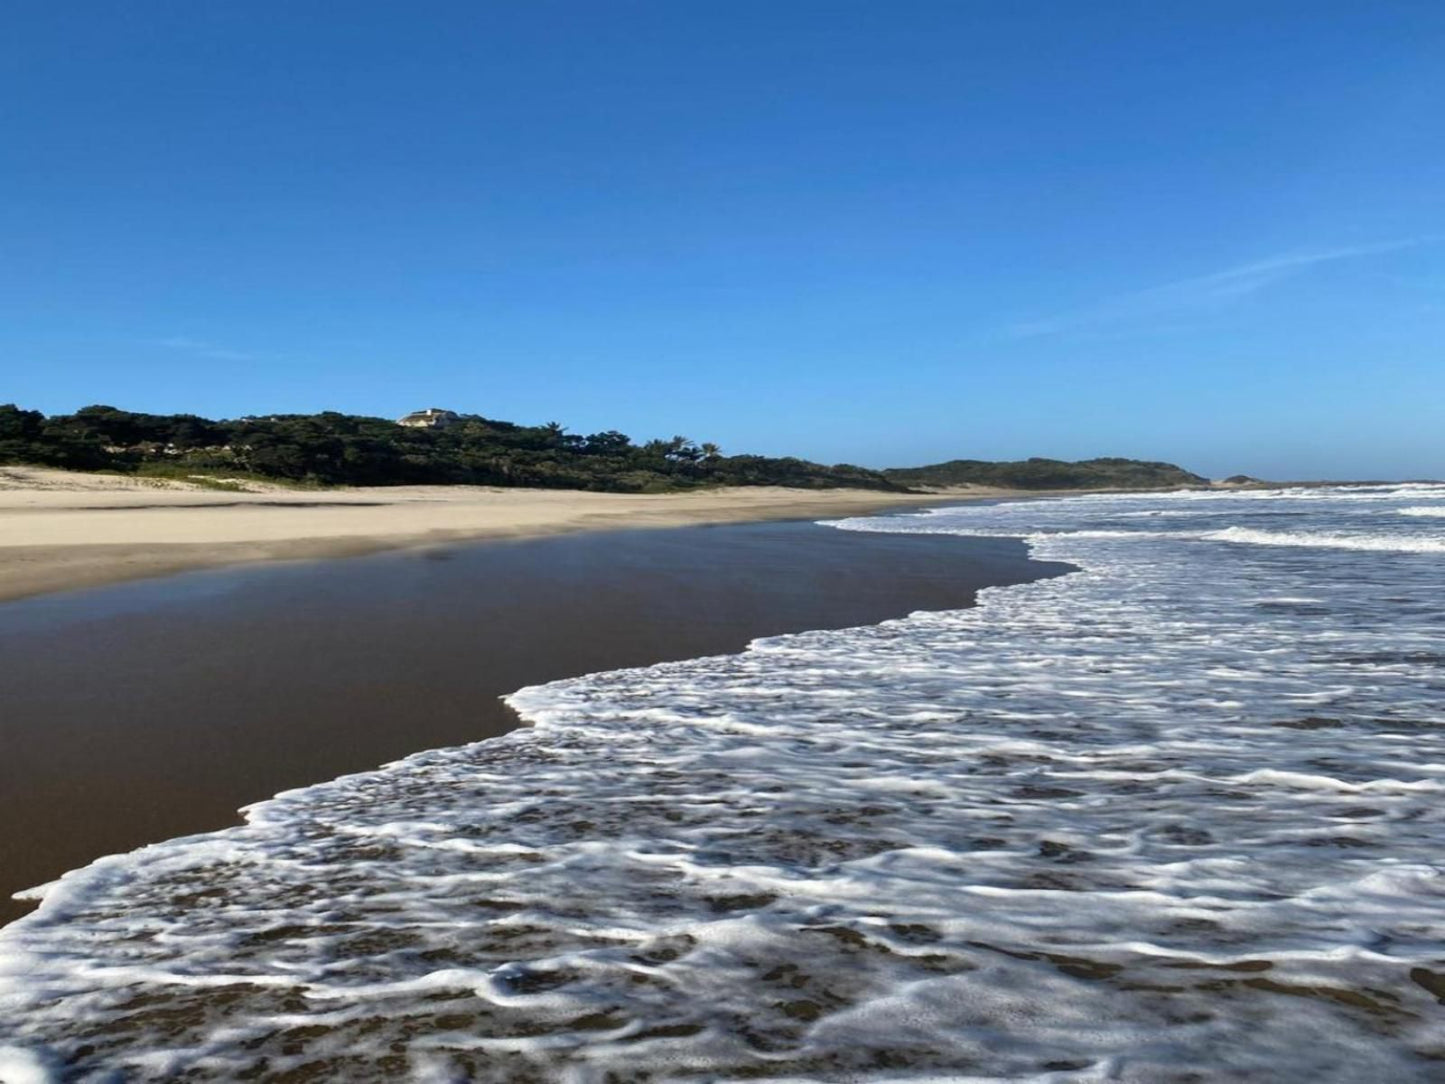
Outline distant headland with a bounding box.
[884,457,1208,491]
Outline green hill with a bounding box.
[0,404,903,493]
[884,456,1208,490]
[1,404,1214,495]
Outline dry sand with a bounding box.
[0,466,1010,603]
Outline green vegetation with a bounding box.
[0,404,902,493]
[884,456,1208,490]
[0,404,1213,494]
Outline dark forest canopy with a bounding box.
[0,404,1210,494]
[0,404,903,493]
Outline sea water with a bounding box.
[2,484,1444,1082]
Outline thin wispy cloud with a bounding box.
[1007,236,1443,340]
[152,336,259,363]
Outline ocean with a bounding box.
[2,484,1444,1082]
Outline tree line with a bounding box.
[0,404,904,492]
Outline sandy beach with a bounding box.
[0,465,1056,926]
[0,466,1012,603]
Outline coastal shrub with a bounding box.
[2,403,1206,494]
[0,404,906,493]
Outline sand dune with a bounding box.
[0,466,1005,602]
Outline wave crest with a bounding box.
[1206,526,1445,553]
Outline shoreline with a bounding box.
[0,465,1031,604]
[0,517,1074,926]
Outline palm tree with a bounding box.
[667,435,702,462]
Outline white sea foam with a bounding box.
[2,484,1444,1080]
[1205,525,1445,553]
[1050,482,1445,505]
[0,1046,51,1084]
[1399,506,1445,518]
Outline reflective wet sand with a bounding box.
[0,519,1061,925]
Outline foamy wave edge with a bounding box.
[1206,526,1445,553]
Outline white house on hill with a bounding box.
[397,408,460,429]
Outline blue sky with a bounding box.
[4,1,1442,479]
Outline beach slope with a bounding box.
[0,466,1001,602]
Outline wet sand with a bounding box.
[0,518,1071,925]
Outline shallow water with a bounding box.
[2,485,1444,1081]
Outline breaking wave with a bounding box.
[1205,525,1445,553]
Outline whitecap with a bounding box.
[1205,526,1445,553]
